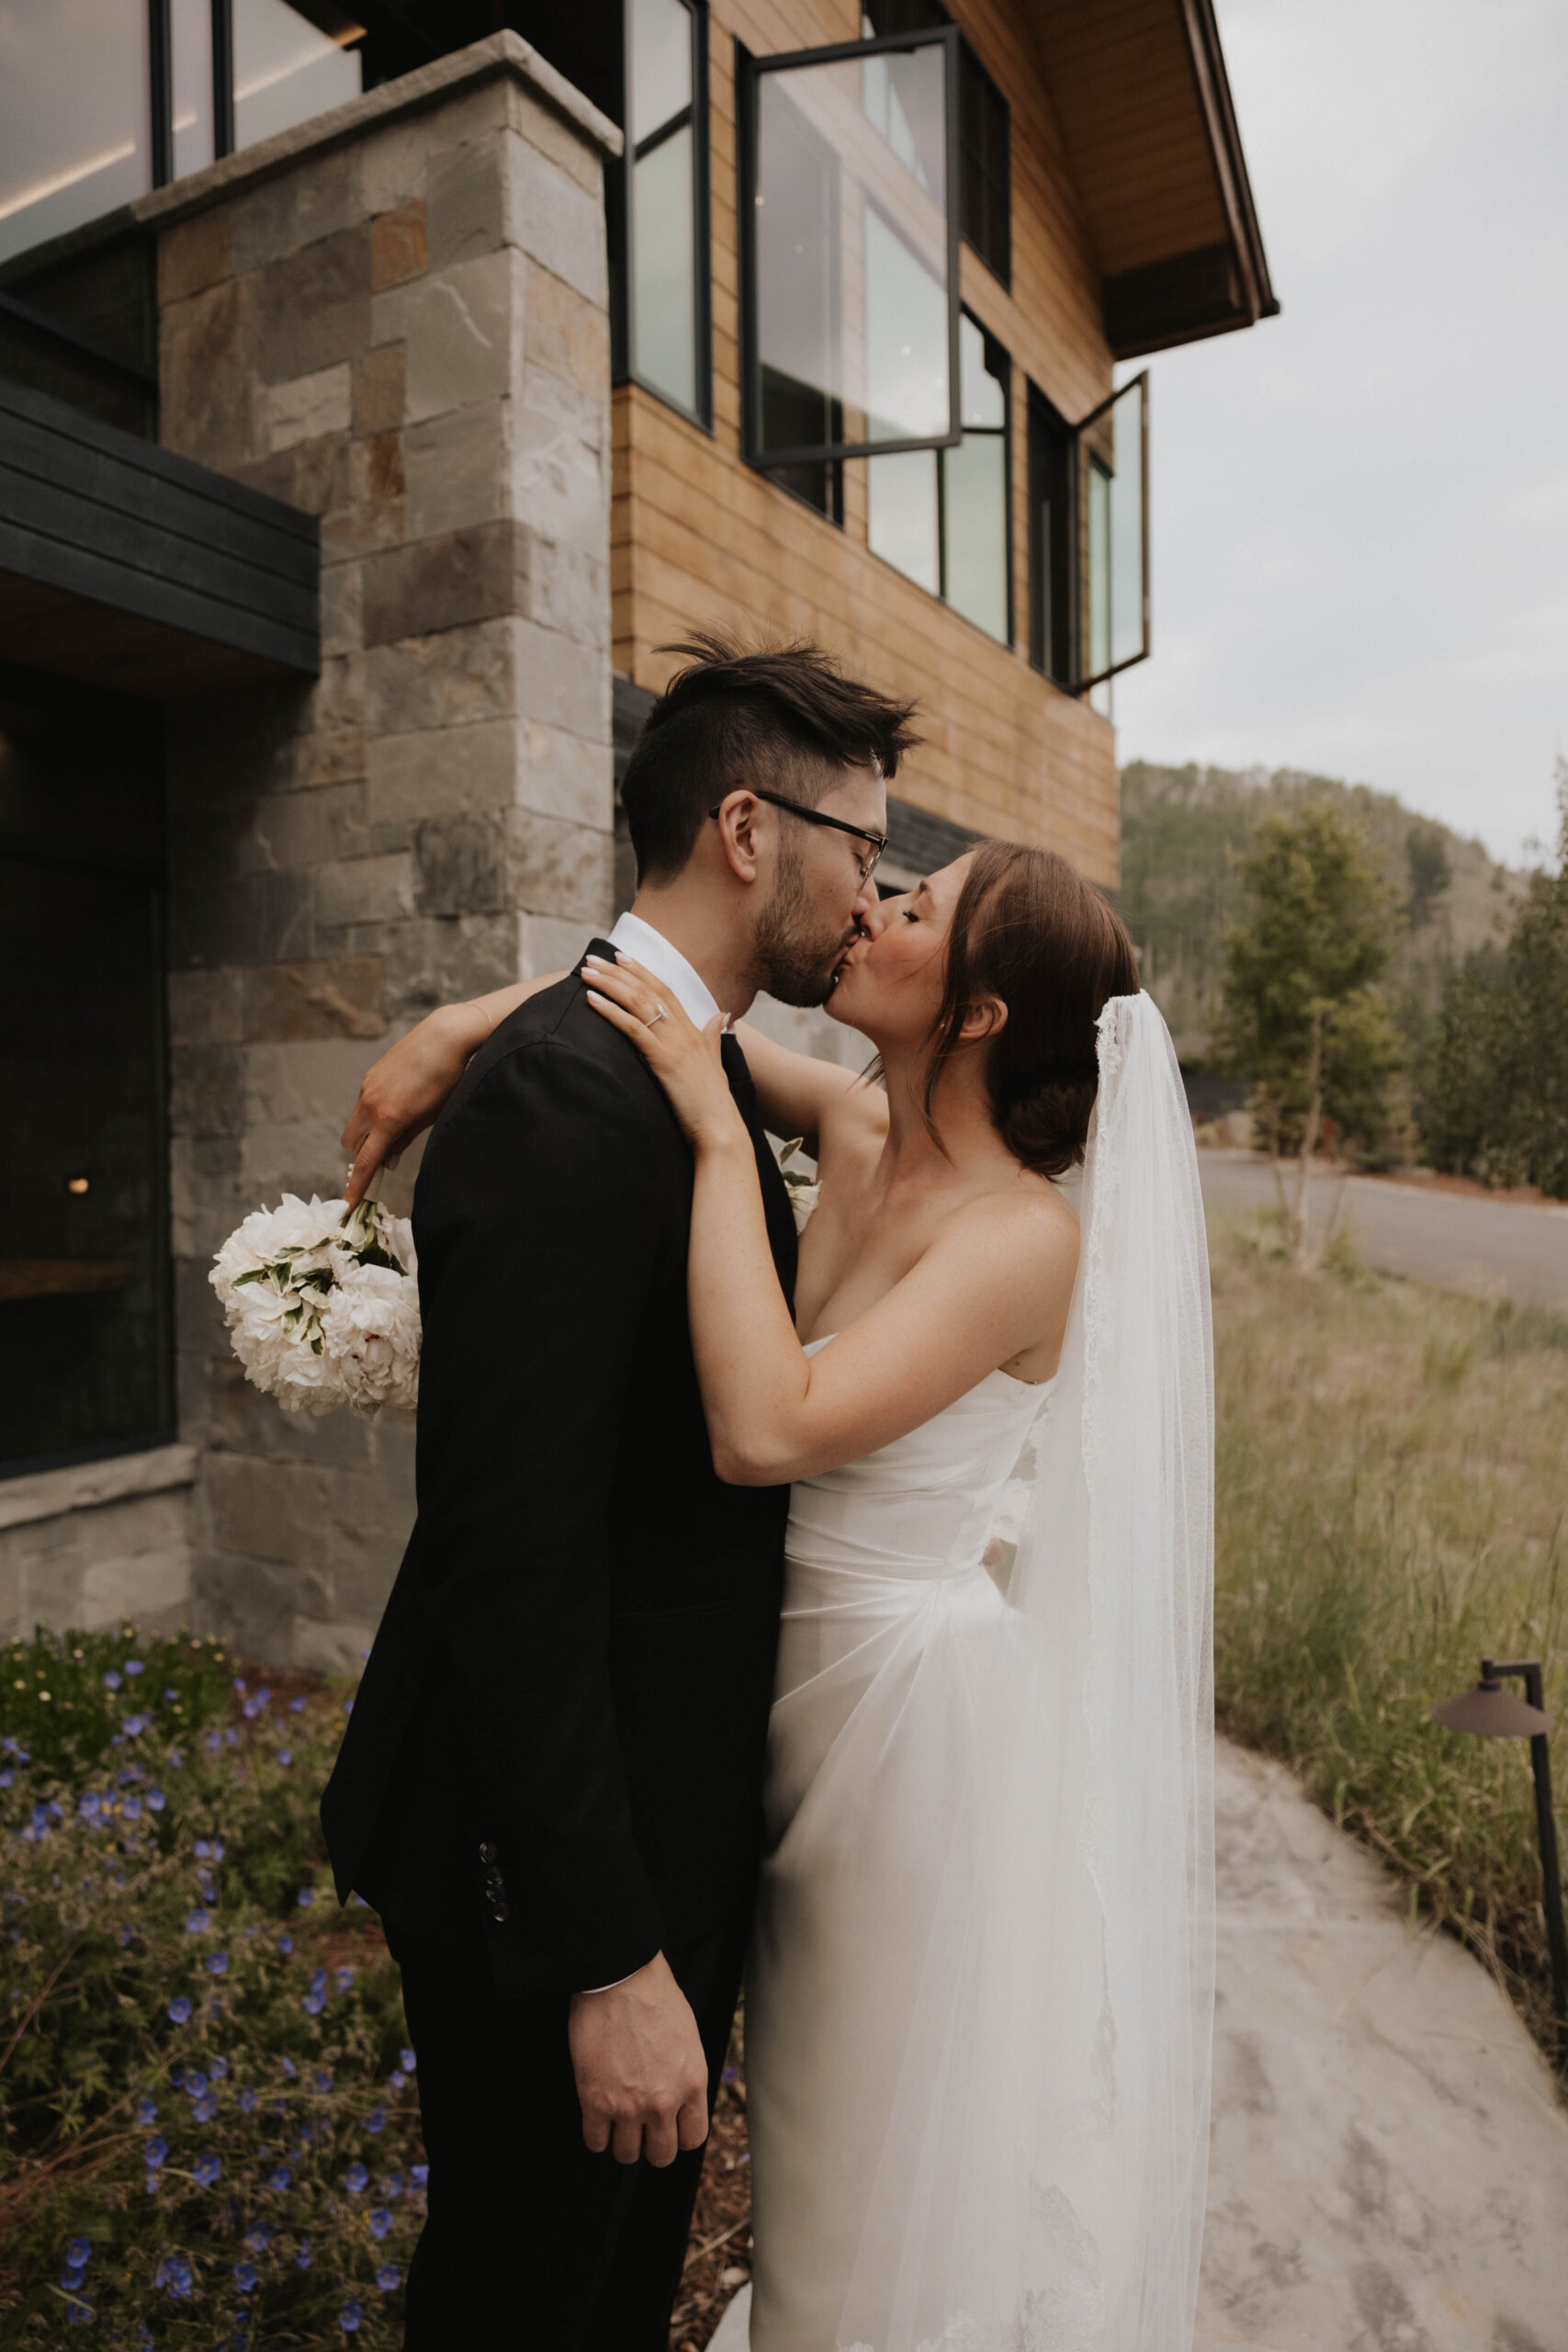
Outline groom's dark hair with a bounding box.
[620,633,920,885]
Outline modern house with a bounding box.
[0,0,1274,1663]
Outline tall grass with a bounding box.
[1211,1214,1567,2067]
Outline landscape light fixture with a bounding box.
[1430,1657,1567,2060]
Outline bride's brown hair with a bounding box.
[924,842,1140,1178]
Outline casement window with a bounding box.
[861,2,1010,287]
[739,27,962,478]
[620,0,710,424]
[0,1,363,266]
[957,40,1009,287]
[0,674,174,1476]
[867,313,1010,643]
[1027,371,1151,695]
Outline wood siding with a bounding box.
[612,0,1121,890]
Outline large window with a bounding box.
[0,676,172,1476]
[861,2,1010,287]
[1027,381,1072,684]
[1076,373,1149,693]
[621,0,708,423]
[0,1,363,267]
[1026,370,1151,697]
[741,28,961,473]
[867,313,1010,642]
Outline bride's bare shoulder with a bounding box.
[942,1174,1080,1282]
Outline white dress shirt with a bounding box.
[579,910,723,1996]
[605,909,722,1033]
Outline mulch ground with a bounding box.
[670,2030,753,2351]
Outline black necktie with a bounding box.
[720,1031,798,1304]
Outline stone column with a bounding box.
[143,38,618,1668]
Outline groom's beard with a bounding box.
[751,840,859,1009]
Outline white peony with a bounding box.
[321,1256,422,1413]
[209,1193,420,1419]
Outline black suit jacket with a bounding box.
[321,945,798,1997]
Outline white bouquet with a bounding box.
[209,1194,420,1418]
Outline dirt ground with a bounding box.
[670,2033,753,2351]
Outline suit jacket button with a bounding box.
[478,1841,497,1863]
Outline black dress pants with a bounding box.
[389,1909,750,2350]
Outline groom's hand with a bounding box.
[568,1951,709,2167]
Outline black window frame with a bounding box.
[1026,378,1073,686]
[739,25,964,474]
[958,38,1010,288]
[1072,370,1151,695]
[1025,371,1153,698]
[611,0,714,433]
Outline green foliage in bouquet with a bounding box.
[0,1629,423,2347]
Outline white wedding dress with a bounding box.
[740,994,1216,2352]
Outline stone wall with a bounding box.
[0,1450,197,1645]
[139,38,620,1669]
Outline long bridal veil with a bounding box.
[834,991,1215,2352]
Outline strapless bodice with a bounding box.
[785,1337,1055,1585]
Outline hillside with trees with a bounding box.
[1119,761,1521,1060]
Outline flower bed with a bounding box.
[0,1626,424,2345]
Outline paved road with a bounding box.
[711,1742,1568,2352]
[1199,1150,1568,1311]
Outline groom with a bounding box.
[321,638,917,2347]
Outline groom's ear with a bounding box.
[712,789,764,887]
[957,996,1008,1047]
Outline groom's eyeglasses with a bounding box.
[708,790,888,884]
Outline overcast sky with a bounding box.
[1110,0,1568,867]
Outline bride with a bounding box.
[344,841,1213,2352]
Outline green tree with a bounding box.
[1425,770,1568,1196]
[1219,801,1405,1261]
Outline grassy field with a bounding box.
[1210,1213,1567,2064]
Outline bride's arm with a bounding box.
[583,956,1077,1483]
[343,972,876,1206]
[728,1022,870,1156]
[340,974,562,1206]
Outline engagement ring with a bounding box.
[645,1005,668,1028]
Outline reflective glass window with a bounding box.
[626,0,700,417]
[867,447,938,594]
[862,4,1010,287]
[0,686,171,1476]
[868,313,1009,643]
[233,0,362,153]
[748,32,956,467]
[0,0,152,266]
[942,313,1008,639]
[172,0,217,181]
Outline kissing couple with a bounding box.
[321,637,1215,2352]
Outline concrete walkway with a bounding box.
[1197,1150,1568,1313]
[709,1740,1568,2352]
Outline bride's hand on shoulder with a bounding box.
[581,954,746,1155]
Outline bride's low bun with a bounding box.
[922,844,1140,1179]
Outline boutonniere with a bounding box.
[776,1139,821,1234]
